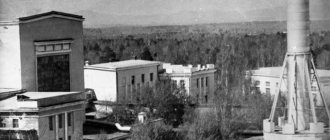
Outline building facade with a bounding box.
[247,67,330,106]
[0,11,85,92]
[0,11,86,140]
[161,63,216,104]
[0,90,85,140]
[84,60,161,103]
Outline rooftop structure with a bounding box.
[85,60,160,71]
[0,10,85,91]
[84,60,161,103]
[161,63,216,104]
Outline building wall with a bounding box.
[250,75,330,106]
[38,103,85,140]
[167,70,216,104]
[0,114,38,131]
[0,23,22,89]
[84,69,117,101]
[19,17,84,91]
[117,66,158,103]
[190,71,216,104]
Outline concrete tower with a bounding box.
[263,0,330,139]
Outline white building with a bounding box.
[247,67,330,106]
[161,63,216,104]
[84,60,161,103]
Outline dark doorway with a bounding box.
[37,54,70,91]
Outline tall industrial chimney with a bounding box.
[263,0,330,139]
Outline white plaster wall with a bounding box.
[0,115,38,131]
[84,69,117,101]
[0,24,22,89]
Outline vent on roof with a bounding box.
[17,95,30,101]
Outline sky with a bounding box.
[1,0,329,26]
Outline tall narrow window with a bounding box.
[13,119,19,128]
[196,79,199,88]
[201,78,204,87]
[205,77,208,87]
[49,116,54,130]
[58,114,63,128]
[131,76,135,85]
[150,73,154,81]
[141,74,145,83]
[68,112,73,127]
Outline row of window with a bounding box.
[130,73,154,85]
[196,77,209,88]
[49,112,73,131]
[0,119,19,128]
[255,81,278,87]
[36,43,71,52]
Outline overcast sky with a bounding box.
[1,0,329,26]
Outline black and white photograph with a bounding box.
[1,0,330,140]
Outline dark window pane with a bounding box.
[58,114,63,128]
[49,116,53,130]
[37,55,70,91]
[13,119,18,128]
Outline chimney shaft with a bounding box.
[287,0,310,53]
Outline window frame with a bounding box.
[13,119,19,128]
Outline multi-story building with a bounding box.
[161,63,216,104]
[84,60,161,103]
[0,11,86,139]
[247,67,330,106]
[0,90,85,140]
[0,11,85,91]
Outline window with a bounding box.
[266,81,270,86]
[276,82,279,87]
[68,136,71,140]
[180,80,185,88]
[59,138,63,140]
[150,73,154,81]
[68,112,73,127]
[196,79,199,88]
[0,121,6,128]
[46,45,54,51]
[49,116,54,130]
[201,78,204,87]
[255,80,260,85]
[131,76,135,85]
[35,40,72,54]
[13,119,18,128]
[141,74,145,83]
[58,114,63,128]
[266,88,271,94]
[37,55,70,91]
[205,77,208,87]
[205,95,208,103]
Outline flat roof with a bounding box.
[21,92,80,100]
[19,11,84,21]
[85,60,160,71]
[0,91,83,111]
